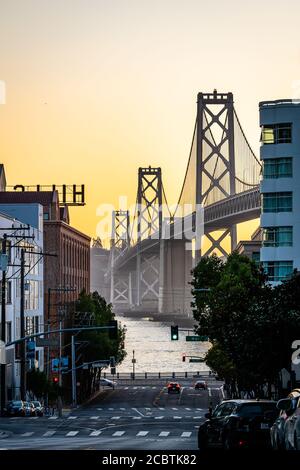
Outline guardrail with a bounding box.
[103,371,215,380]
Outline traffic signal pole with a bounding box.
[0,234,7,416]
[71,335,77,407]
[20,248,26,401]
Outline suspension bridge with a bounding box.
[108,90,261,315]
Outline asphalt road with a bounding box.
[0,378,223,450]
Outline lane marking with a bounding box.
[108,408,114,411]
[90,416,99,420]
[112,431,125,437]
[66,431,79,437]
[97,408,102,411]
[21,432,34,437]
[159,407,164,410]
[111,416,121,420]
[132,407,145,417]
[193,416,202,419]
[120,408,126,411]
[90,430,102,436]
[174,416,182,419]
[159,431,170,437]
[136,431,149,436]
[155,416,164,420]
[43,431,56,437]
[124,387,128,390]
[48,416,58,420]
[181,432,192,438]
[29,416,38,420]
[133,416,142,420]
[185,408,191,411]
[196,408,203,411]
[152,387,157,389]
[67,416,77,420]
[172,408,178,410]
[208,387,212,397]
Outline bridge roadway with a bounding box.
[114,187,260,271]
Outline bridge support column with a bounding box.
[159,239,193,315]
[230,224,237,252]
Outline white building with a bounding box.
[0,204,44,400]
[259,99,300,281]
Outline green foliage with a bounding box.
[27,369,49,399]
[192,252,300,394]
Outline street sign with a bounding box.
[186,335,209,342]
[189,358,205,363]
[52,358,59,372]
[26,340,36,359]
[0,253,8,271]
[36,337,59,347]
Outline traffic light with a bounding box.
[110,356,116,367]
[108,320,118,339]
[182,354,186,362]
[52,375,59,384]
[171,325,179,340]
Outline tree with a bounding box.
[192,252,300,397]
[27,369,49,399]
[74,291,126,402]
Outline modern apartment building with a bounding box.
[0,204,44,400]
[259,99,300,282]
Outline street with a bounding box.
[0,378,223,450]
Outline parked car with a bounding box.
[271,389,300,450]
[195,380,207,390]
[31,401,44,417]
[167,382,181,394]
[99,378,116,388]
[275,388,300,450]
[24,401,35,416]
[6,400,26,417]
[198,399,278,450]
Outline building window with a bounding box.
[252,252,260,264]
[6,322,12,343]
[263,158,292,178]
[262,192,292,212]
[24,280,39,310]
[263,261,293,281]
[261,123,292,144]
[43,212,49,220]
[263,227,293,247]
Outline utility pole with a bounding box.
[0,234,7,415]
[132,349,136,379]
[20,248,26,401]
[71,335,77,407]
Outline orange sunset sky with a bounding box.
[1,0,300,244]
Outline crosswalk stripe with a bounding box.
[159,431,170,437]
[136,431,149,436]
[152,386,157,389]
[97,408,102,411]
[90,430,102,436]
[181,432,192,438]
[174,416,182,419]
[43,431,56,437]
[67,416,77,420]
[133,387,137,390]
[90,416,99,420]
[141,387,146,390]
[185,408,191,411]
[66,431,79,437]
[155,416,164,419]
[112,431,125,437]
[124,387,128,390]
[196,408,203,411]
[29,416,38,420]
[133,416,141,420]
[193,416,202,419]
[48,416,58,420]
[21,432,34,437]
[108,408,114,411]
[159,407,164,410]
[172,408,178,410]
[120,408,126,411]
[111,416,120,420]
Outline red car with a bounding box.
[167,382,181,394]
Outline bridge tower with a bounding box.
[110,210,131,306]
[196,90,237,256]
[136,166,163,307]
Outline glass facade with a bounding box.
[261,123,292,144]
[263,226,293,247]
[262,192,292,212]
[263,261,293,281]
[263,157,292,178]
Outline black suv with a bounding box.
[198,399,278,450]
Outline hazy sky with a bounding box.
[0,0,300,241]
